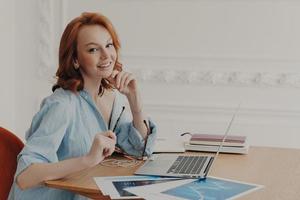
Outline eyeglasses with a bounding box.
[141,119,150,158]
[112,106,151,161]
[112,106,125,132]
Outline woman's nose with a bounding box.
[100,48,109,60]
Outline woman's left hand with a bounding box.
[108,70,138,96]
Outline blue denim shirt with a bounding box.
[8,88,157,200]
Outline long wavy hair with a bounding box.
[52,12,122,94]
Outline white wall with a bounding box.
[13,0,54,138]
[0,0,15,132]
[3,0,300,148]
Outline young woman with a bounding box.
[9,12,157,200]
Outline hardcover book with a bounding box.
[184,142,249,154]
[190,134,247,147]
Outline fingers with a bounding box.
[119,72,130,91]
[88,132,117,165]
[109,69,137,95]
[103,148,109,157]
[100,131,116,157]
[107,70,119,87]
[107,146,115,156]
[110,70,119,79]
[104,130,116,142]
[124,73,134,87]
[103,147,113,157]
[115,72,134,90]
[115,71,123,89]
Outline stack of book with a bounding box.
[184,133,249,154]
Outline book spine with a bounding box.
[184,144,249,154]
[190,141,245,147]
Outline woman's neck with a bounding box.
[83,78,102,101]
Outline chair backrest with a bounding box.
[0,127,24,200]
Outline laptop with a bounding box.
[134,104,241,179]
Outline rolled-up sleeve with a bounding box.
[116,115,157,157]
[15,98,71,177]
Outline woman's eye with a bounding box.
[106,43,114,48]
[88,48,98,53]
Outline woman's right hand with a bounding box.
[17,131,116,190]
[85,131,116,167]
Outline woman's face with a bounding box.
[76,25,117,81]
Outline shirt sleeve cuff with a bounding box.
[128,118,157,155]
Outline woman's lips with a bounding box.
[97,61,112,69]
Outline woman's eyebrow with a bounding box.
[85,42,99,46]
[85,38,112,46]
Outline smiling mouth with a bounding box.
[97,61,112,69]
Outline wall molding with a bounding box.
[123,54,300,88]
[130,68,300,88]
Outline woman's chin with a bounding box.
[97,68,113,79]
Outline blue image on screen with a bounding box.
[162,177,257,200]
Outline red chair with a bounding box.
[0,127,24,200]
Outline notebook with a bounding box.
[134,104,241,179]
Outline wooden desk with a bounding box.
[45,146,300,200]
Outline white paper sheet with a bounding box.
[154,137,185,153]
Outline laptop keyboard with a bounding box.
[167,156,208,174]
